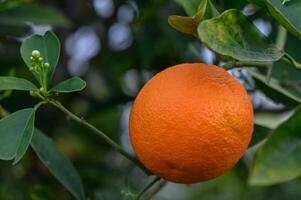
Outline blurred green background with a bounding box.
[0,0,301,199]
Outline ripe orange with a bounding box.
[129,63,254,184]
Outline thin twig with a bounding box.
[267,25,288,82]
[48,98,152,175]
[34,101,47,110]
[222,60,269,70]
[135,177,161,200]
[276,25,287,50]
[281,54,301,70]
[144,180,168,200]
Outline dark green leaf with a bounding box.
[198,9,284,62]
[50,77,86,93]
[249,106,301,185]
[0,4,70,27]
[249,124,271,147]
[0,76,37,91]
[0,89,12,101]
[206,0,220,17]
[265,0,301,41]
[174,0,201,16]
[244,124,271,168]
[0,0,28,12]
[248,0,266,7]
[247,68,301,103]
[253,76,298,107]
[0,69,16,100]
[30,188,58,200]
[0,108,35,164]
[31,130,85,200]
[20,31,60,86]
[244,139,266,168]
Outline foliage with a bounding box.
[1,0,301,199]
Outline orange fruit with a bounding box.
[129,63,254,184]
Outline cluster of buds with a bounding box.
[29,50,50,73]
[29,50,50,96]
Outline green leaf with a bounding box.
[0,4,70,27]
[0,76,37,91]
[31,130,85,200]
[30,187,58,200]
[20,31,60,86]
[168,16,198,37]
[0,69,16,100]
[265,0,301,41]
[193,0,208,22]
[50,77,86,93]
[253,76,298,107]
[243,123,271,167]
[249,124,271,147]
[206,0,220,17]
[247,68,301,103]
[0,0,29,12]
[248,0,266,7]
[0,108,35,164]
[14,110,36,164]
[198,9,284,62]
[249,106,301,185]
[174,0,202,16]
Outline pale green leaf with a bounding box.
[20,31,60,85]
[198,9,284,62]
[249,107,301,185]
[0,108,35,163]
[0,4,70,27]
[265,0,301,41]
[0,76,37,91]
[50,77,86,93]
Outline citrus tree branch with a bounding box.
[48,98,152,175]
